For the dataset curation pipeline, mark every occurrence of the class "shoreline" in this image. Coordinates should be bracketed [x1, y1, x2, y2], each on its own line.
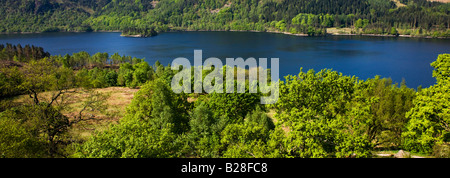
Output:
[0, 29, 447, 39]
[173, 29, 449, 39]
[330, 33, 448, 39]
[120, 34, 144, 38]
[179, 29, 310, 36]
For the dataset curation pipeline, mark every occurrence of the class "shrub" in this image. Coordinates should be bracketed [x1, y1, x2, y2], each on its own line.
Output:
[433, 143, 450, 158]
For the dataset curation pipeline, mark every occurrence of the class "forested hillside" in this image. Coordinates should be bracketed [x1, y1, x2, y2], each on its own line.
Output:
[0, 0, 449, 37]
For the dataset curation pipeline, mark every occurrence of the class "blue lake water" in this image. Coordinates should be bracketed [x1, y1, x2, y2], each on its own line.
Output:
[0, 31, 449, 88]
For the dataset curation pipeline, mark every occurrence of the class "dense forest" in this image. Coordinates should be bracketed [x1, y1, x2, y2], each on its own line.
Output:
[0, 0, 449, 37]
[0, 44, 449, 158]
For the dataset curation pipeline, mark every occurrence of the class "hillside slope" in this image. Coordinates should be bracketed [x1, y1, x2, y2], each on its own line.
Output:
[0, 0, 448, 37]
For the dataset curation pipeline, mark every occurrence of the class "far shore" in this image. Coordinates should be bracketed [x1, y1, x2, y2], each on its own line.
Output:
[0, 28, 447, 39]
[171, 28, 449, 39]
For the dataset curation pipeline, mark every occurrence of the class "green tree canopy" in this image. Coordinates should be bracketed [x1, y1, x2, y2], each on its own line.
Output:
[274, 68, 372, 158]
[76, 78, 188, 157]
[403, 54, 450, 154]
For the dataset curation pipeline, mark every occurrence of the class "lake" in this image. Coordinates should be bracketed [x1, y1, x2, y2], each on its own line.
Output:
[0, 31, 449, 88]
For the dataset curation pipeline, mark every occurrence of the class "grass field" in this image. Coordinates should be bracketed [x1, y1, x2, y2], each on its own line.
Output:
[326, 27, 353, 35]
[12, 87, 139, 140]
[67, 87, 139, 140]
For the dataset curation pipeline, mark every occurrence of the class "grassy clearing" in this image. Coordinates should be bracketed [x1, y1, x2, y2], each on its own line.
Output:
[67, 87, 138, 140]
[12, 87, 139, 140]
[326, 27, 354, 35]
[391, 0, 407, 8]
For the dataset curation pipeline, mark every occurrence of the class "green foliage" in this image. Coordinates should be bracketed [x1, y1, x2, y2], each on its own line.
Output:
[75, 112, 180, 158]
[76, 78, 189, 157]
[355, 18, 369, 29]
[0, 43, 50, 62]
[0, 103, 69, 157]
[291, 13, 335, 34]
[390, 27, 399, 36]
[1, 44, 448, 158]
[74, 62, 423, 158]
[182, 102, 224, 158]
[403, 54, 450, 154]
[0, 116, 46, 158]
[189, 102, 222, 137]
[275, 20, 287, 31]
[433, 143, 450, 158]
[276, 68, 355, 115]
[0, 0, 448, 37]
[17, 58, 78, 104]
[116, 61, 155, 88]
[274, 68, 373, 157]
[220, 122, 272, 158]
[220, 105, 277, 158]
[431, 54, 450, 83]
[206, 91, 261, 123]
[122, 27, 158, 37]
[351, 77, 415, 148]
[246, 105, 275, 131]
[0, 68, 109, 158]
[0, 65, 24, 98]
[0, 45, 158, 157]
